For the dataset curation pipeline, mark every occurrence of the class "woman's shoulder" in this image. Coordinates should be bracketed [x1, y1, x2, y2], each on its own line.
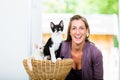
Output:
[85, 42, 102, 56]
[61, 41, 70, 46]
[86, 42, 99, 50]
[86, 42, 103, 66]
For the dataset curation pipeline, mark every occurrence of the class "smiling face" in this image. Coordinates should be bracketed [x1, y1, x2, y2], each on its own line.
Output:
[70, 19, 88, 45]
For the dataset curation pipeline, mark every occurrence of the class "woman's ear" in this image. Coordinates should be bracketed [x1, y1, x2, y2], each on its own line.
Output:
[86, 29, 89, 37]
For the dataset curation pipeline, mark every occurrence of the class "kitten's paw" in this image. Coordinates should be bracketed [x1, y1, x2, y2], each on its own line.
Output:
[51, 59, 57, 63]
[44, 56, 48, 60]
[57, 58, 62, 60]
[44, 56, 51, 60]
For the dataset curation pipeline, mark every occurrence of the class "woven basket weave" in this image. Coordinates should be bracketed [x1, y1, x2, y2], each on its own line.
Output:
[23, 58, 73, 80]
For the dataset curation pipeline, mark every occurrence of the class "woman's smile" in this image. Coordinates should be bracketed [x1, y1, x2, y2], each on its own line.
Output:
[70, 19, 88, 44]
[74, 35, 82, 40]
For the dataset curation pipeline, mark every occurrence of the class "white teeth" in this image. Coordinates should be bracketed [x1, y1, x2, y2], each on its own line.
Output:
[75, 36, 81, 39]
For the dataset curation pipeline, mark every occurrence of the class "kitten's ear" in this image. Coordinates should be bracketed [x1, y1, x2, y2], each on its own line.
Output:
[59, 20, 64, 27]
[50, 22, 55, 28]
[50, 22, 54, 29]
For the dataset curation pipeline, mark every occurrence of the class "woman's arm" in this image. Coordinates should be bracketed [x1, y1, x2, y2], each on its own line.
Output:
[92, 47, 103, 80]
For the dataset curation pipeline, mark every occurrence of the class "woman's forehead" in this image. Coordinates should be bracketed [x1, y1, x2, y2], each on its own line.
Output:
[71, 20, 85, 26]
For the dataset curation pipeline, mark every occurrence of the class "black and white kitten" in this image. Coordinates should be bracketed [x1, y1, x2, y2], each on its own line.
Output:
[43, 20, 64, 63]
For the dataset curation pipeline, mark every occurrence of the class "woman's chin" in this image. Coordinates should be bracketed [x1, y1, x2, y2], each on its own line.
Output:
[74, 40, 82, 44]
[74, 39, 85, 44]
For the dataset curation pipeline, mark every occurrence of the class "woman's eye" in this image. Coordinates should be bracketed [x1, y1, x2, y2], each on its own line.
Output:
[79, 27, 85, 30]
[71, 27, 76, 30]
[72, 28, 76, 30]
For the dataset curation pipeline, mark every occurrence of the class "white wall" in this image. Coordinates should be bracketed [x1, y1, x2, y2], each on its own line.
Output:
[0, 0, 42, 80]
[31, 0, 43, 54]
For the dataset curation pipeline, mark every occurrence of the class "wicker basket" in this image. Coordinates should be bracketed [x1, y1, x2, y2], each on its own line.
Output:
[23, 58, 73, 80]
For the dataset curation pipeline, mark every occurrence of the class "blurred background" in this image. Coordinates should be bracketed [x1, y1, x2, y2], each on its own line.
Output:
[0, 0, 119, 80]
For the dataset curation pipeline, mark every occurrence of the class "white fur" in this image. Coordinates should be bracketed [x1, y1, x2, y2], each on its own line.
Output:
[52, 31, 62, 50]
[50, 31, 63, 63]
[26, 45, 44, 71]
[31, 46, 44, 60]
[49, 47, 57, 63]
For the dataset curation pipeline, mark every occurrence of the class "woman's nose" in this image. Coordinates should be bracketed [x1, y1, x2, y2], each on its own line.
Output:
[76, 29, 80, 34]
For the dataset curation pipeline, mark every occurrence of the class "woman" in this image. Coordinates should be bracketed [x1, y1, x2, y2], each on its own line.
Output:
[60, 15, 103, 80]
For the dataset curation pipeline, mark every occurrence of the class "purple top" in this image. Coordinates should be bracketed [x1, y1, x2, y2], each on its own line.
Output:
[60, 41, 103, 80]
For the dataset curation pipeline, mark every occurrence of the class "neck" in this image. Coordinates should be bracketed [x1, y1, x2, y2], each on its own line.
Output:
[71, 41, 85, 52]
